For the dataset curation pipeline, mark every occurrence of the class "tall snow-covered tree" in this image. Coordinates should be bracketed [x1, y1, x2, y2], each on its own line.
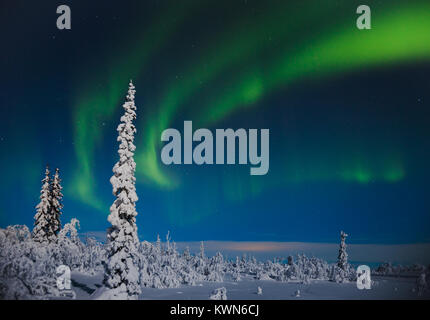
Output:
[50, 168, 63, 236]
[33, 166, 54, 243]
[165, 230, 171, 253]
[103, 80, 141, 299]
[199, 241, 205, 259]
[337, 231, 348, 270]
[155, 234, 161, 252]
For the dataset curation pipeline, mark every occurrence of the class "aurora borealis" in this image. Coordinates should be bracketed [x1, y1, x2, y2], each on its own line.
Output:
[0, 0, 429, 244]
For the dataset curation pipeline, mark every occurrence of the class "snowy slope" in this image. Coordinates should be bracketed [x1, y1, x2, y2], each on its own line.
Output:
[70, 272, 429, 300]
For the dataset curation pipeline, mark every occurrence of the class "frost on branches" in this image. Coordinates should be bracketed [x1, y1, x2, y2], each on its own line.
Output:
[210, 287, 227, 300]
[0, 221, 104, 299]
[330, 230, 355, 283]
[50, 168, 63, 237]
[337, 231, 348, 270]
[102, 80, 141, 300]
[33, 166, 55, 243]
[32, 166, 64, 244]
[3, 226, 426, 300]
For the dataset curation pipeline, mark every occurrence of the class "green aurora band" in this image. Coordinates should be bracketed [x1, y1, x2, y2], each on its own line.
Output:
[71, 1, 430, 210]
[70, 1, 202, 209]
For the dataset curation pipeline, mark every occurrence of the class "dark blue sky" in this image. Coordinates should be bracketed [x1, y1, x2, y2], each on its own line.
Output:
[0, 0, 429, 244]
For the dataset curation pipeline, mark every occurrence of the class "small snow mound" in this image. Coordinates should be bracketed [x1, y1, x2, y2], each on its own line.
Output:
[416, 272, 427, 296]
[210, 287, 227, 300]
[256, 272, 272, 281]
[92, 285, 138, 300]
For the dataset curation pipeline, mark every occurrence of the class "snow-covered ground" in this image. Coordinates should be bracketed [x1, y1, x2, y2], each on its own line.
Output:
[70, 272, 430, 300]
[2, 225, 429, 300]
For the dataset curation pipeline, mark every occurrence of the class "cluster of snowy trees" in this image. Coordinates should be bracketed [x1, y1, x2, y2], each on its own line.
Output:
[0, 224, 359, 299]
[0, 222, 104, 299]
[32, 167, 63, 244]
[373, 262, 427, 277]
[0, 81, 359, 300]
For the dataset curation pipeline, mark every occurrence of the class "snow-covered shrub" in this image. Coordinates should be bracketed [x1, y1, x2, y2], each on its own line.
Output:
[373, 262, 393, 275]
[138, 237, 203, 289]
[0, 226, 60, 299]
[263, 254, 331, 282]
[210, 287, 227, 300]
[256, 270, 273, 281]
[373, 262, 427, 278]
[205, 252, 225, 282]
[230, 269, 242, 281]
[329, 264, 355, 283]
[257, 286, 263, 295]
[56, 219, 86, 271]
[416, 273, 427, 296]
[82, 237, 105, 275]
[0, 219, 107, 299]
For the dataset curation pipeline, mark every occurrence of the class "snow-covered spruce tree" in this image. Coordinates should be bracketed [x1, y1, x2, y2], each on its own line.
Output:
[206, 252, 224, 282]
[102, 80, 141, 299]
[165, 230, 171, 253]
[155, 234, 161, 252]
[330, 231, 353, 283]
[183, 246, 191, 262]
[337, 231, 348, 270]
[33, 166, 55, 243]
[50, 168, 63, 236]
[230, 256, 242, 281]
[199, 241, 205, 259]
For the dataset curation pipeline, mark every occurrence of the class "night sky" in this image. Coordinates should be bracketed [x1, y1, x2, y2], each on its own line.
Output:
[1, 0, 429, 245]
